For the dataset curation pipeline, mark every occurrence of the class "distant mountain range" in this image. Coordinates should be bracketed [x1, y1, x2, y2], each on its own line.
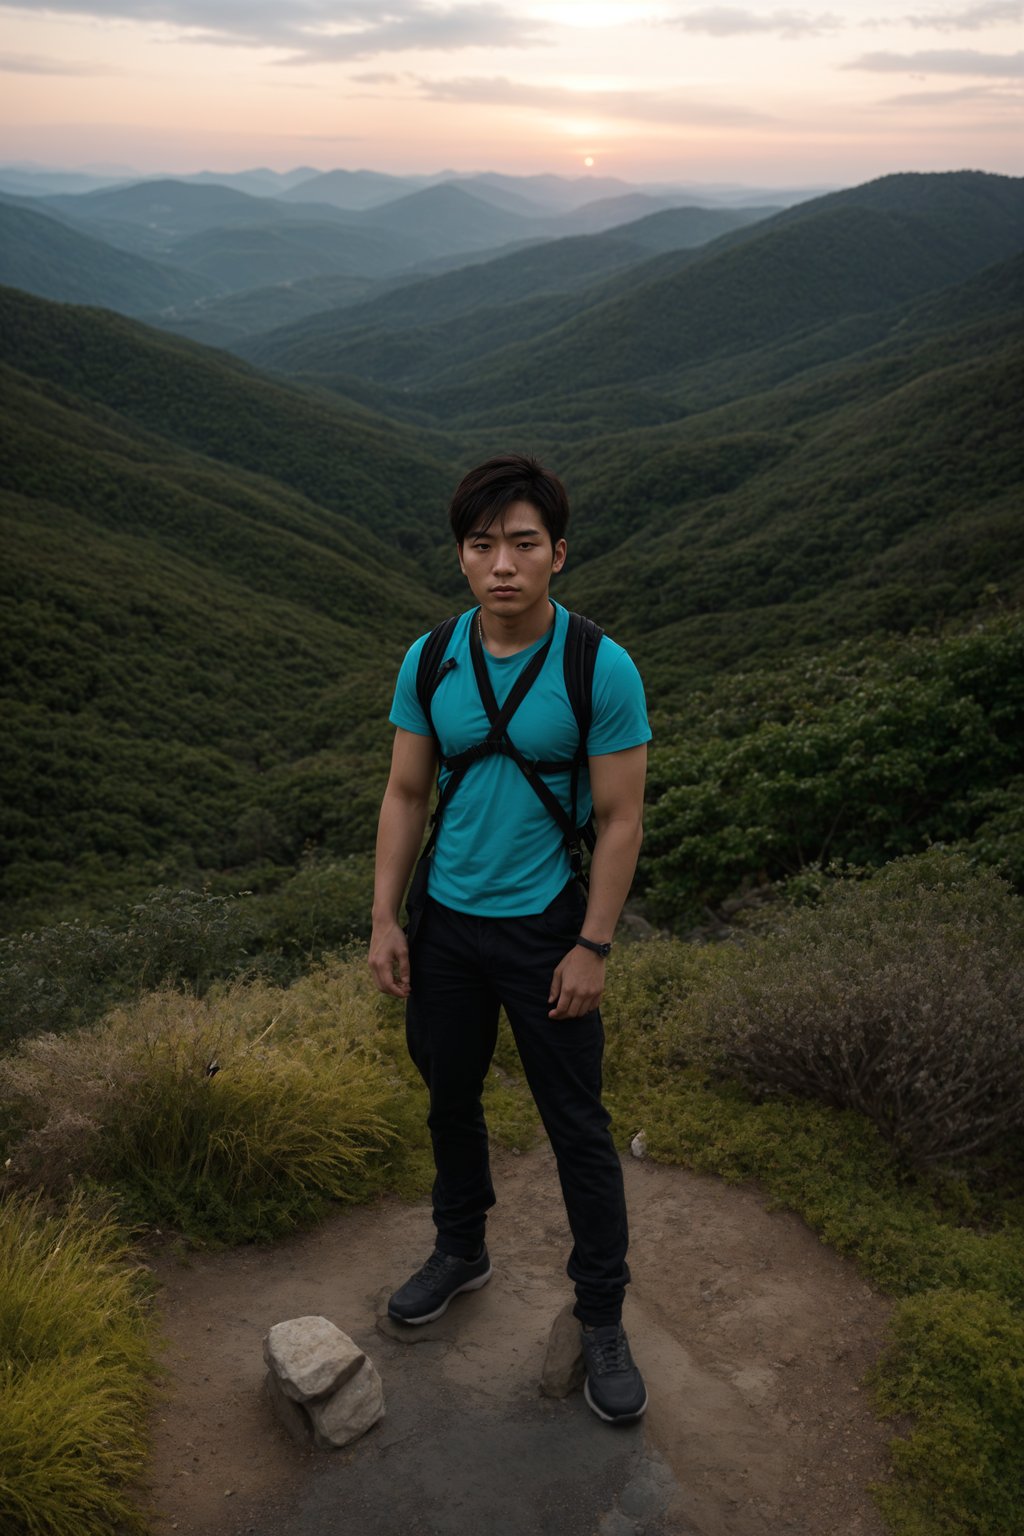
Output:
[238, 172, 1024, 423]
[0, 169, 780, 340]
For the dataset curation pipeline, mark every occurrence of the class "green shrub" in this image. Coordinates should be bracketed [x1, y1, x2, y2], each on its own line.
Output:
[640, 614, 1024, 925]
[245, 853, 375, 977]
[0, 886, 251, 1049]
[871, 1289, 1024, 1536]
[698, 851, 1024, 1164]
[0, 1194, 154, 1535]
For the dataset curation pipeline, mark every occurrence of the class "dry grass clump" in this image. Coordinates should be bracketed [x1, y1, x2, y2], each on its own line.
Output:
[0, 968, 400, 1241]
[0, 1194, 154, 1535]
[699, 851, 1024, 1166]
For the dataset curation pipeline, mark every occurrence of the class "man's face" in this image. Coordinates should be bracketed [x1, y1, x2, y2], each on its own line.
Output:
[458, 500, 567, 621]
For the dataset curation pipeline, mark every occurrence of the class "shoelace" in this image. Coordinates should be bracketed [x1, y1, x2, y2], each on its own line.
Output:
[585, 1326, 629, 1375]
[414, 1250, 454, 1285]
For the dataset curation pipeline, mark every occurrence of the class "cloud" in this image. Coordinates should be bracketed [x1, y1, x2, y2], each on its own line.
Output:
[879, 81, 1023, 102]
[666, 6, 844, 37]
[280, 6, 546, 63]
[902, 1, 1023, 28]
[414, 73, 777, 122]
[0, 52, 112, 74]
[845, 47, 1024, 73]
[0, 1, 548, 60]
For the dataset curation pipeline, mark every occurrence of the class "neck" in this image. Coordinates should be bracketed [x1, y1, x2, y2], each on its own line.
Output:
[479, 597, 555, 657]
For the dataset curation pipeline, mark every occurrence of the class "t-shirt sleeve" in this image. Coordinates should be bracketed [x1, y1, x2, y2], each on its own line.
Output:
[587, 643, 652, 756]
[388, 634, 432, 736]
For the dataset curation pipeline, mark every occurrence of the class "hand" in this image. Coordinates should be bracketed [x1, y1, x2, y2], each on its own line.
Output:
[548, 944, 605, 1019]
[368, 920, 411, 998]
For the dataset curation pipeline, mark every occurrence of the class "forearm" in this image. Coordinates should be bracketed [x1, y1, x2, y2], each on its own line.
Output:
[582, 814, 643, 941]
[548, 815, 642, 1020]
[372, 789, 430, 924]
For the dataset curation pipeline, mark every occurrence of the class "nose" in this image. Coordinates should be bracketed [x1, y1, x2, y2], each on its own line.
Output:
[492, 541, 516, 575]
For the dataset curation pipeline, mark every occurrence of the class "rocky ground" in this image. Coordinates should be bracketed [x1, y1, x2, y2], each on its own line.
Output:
[144, 1144, 894, 1536]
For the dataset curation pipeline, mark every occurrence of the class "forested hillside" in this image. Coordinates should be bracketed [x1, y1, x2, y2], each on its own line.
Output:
[0, 200, 218, 314]
[244, 172, 1023, 422]
[0, 287, 459, 917]
[2, 170, 1022, 931]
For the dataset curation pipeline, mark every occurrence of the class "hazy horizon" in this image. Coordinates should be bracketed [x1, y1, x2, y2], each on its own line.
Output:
[2, 0, 1020, 185]
[0, 156, 846, 193]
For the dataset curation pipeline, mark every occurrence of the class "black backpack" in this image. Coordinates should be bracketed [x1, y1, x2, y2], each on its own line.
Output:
[413, 607, 603, 889]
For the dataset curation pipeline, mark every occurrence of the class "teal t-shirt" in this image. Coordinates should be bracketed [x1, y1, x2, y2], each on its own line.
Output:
[389, 601, 651, 916]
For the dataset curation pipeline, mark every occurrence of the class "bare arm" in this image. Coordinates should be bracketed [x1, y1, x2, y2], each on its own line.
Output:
[368, 727, 437, 998]
[548, 743, 647, 1020]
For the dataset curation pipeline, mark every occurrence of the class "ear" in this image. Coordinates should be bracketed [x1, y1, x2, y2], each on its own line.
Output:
[552, 537, 567, 574]
[457, 540, 466, 576]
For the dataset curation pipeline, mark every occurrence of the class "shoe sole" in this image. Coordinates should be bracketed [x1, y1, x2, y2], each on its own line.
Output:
[387, 1263, 493, 1326]
[584, 1376, 649, 1424]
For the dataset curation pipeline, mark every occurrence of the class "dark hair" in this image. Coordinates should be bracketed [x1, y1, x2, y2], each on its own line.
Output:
[448, 454, 570, 548]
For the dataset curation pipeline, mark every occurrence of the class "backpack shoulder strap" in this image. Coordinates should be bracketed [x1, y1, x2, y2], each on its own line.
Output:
[563, 612, 604, 863]
[415, 614, 460, 745]
[563, 612, 603, 751]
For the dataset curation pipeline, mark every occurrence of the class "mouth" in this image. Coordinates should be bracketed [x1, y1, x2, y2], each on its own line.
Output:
[490, 587, 519, 596]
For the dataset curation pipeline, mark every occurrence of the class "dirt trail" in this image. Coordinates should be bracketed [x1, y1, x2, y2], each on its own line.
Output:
[145, 1145, 893, 1536]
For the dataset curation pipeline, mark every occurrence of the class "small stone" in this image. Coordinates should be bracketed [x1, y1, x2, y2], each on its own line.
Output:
[307, 1357, 385, 1450]
[539, 1303, 585, 1398]
[263, 1317, 365, 1404]
[630, 1130, 648, 1159]
[264, 1370, 314, 1447]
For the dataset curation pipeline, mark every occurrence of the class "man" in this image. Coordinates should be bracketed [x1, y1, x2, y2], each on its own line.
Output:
[368, 453, 650, 1423]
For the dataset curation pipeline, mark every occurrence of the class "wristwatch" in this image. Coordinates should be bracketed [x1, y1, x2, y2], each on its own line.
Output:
[575, 935, 612, 958]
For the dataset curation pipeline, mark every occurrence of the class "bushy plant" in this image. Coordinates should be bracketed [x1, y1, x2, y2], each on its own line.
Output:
[245, 853, 375, 977]
[0, 1194, 154, 1535]
[640, 614, 1024, 925]
[0, 978, 397, 1241]
[697, 850, 1024, 1165]
[0, 886, 251, 1049]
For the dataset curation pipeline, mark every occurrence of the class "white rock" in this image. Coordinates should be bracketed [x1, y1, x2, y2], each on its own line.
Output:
[307, 1357, 385, 1450]
[263, 1316, 365, 1404]
[630, 1130, 648, 1159]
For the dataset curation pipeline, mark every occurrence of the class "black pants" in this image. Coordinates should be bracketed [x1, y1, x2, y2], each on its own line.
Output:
[405, 879, 630, 1327]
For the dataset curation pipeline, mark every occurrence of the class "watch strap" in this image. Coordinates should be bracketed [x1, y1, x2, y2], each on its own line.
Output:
[575, 935, 612, 958]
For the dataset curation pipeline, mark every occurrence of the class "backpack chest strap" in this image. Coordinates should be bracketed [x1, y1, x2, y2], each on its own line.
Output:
[417, 608, 598, 882]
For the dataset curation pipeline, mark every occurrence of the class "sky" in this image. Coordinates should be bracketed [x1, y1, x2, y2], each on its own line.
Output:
[0, 0, 1021, 186]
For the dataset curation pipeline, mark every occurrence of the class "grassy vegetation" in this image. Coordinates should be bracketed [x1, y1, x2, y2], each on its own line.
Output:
[2, 851, 1021, 1534]
[0, 953, 541, 1242]
[0, 1195, 155, 1536]
[2, 972, 393, 1243]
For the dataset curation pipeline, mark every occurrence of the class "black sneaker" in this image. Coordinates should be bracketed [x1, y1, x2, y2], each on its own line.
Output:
[581, 1323, 648, 1423]
[387, 1246, 492, 1325]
